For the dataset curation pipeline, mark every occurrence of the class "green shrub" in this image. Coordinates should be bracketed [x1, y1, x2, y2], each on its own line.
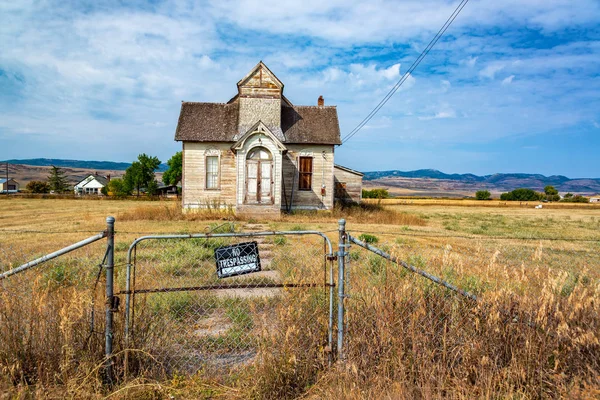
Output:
[358, 233, 379, 244]
[362, 188, 390, 199]
[475, 190, 491, 200]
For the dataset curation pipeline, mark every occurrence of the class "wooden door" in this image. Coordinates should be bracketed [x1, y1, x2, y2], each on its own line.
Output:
[259, 161, 272, 204]
[245, 160, 273, 204]
[246, 160, 258, 203]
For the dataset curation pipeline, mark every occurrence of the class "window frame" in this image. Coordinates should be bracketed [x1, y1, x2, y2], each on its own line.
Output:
[298, 156, 313, 191]
[205, 154, 221, 190]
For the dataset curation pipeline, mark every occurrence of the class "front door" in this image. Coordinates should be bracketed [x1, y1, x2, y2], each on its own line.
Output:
[245, 147, 273, 204]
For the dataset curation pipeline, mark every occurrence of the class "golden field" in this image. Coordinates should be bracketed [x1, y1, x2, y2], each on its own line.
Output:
[1, 197, 599, 399]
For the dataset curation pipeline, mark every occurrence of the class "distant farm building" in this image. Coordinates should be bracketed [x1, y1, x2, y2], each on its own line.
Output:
[174, 61, 359, 215]
[334, 165, 364, 204]
[590, 196, 600, 203]
[74, 174, 109, 195]
[0, 178, 19, 193]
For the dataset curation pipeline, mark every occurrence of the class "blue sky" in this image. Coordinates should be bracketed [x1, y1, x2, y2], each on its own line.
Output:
[1, 0, 599, 178]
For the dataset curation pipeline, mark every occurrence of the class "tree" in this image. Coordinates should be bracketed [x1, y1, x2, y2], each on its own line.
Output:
[107, 178, 130, 197]
[544, 185, 560, 202]
[26, 180, 50, 193]
[146, 180, 159, 196]
[162, 151, 182, 186]
[500, 188, 541, 201]
[475, 190, 491, 200]
[123, 154, 161, 196]
[47, 166, 69, 193]
[362, 189, 390, 199]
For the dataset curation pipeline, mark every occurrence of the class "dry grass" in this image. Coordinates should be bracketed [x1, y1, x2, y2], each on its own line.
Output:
[370, 197, 600, 209]
[1, 198, 599, 398]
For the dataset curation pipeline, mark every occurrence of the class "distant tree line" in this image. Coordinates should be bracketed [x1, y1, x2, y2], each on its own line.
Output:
[25, 152, 183, 197]
[496, 186, 589, 203]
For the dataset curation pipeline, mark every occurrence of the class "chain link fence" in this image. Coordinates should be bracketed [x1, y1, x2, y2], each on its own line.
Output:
[116, 224, 336, 377]
[339, 227, 600, 395]
[0, 231, 108, 386]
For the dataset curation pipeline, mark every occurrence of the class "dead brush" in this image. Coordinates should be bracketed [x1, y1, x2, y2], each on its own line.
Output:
[283, 202, 426, 226]
[118, 203, 238, 222]
[325, 248, 600, 399]
[0, 269, 106, 395]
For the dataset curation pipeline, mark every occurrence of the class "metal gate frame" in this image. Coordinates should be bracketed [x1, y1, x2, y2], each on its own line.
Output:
[119, 229, 340, 370]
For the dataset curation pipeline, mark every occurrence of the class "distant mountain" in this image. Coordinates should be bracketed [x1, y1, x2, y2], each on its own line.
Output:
[2, 158, 168, 172]
[363, 169, 600, 194]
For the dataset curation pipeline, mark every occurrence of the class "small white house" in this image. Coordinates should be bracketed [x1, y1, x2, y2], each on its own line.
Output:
[0, 178, 19, 193]
[590, 196, 600, 203]
[74, 174, 109, 195]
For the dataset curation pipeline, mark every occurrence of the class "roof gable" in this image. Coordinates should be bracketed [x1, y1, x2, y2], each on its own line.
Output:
[232, 121, 286, 152]
[237, 61, 283, 99]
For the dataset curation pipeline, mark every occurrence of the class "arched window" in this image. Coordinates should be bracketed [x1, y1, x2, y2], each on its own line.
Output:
[247, 147, 272, 160]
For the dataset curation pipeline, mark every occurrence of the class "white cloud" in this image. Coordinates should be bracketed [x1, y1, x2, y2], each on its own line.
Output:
[479, 63, 505, 79]
[0, 0, 599, 177]
[418, 108, 457, 121]
[502, 75, 515, 85]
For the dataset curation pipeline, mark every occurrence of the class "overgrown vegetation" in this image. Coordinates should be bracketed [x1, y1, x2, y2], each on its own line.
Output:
[361, 188, 390, 199]
[1, 198, 599, 398]
[475, 189, 491, 200]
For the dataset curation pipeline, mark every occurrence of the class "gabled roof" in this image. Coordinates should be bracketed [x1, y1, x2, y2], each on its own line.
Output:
[232, 121, 287, 152]
[174, 102, 239, 142]
[76, 174, 109, 187]
[175, 102, 341, 145]
[237, 61, 284, 91]
[174, 61, 341, 145]
[0, 178, 18, 184]
[281, 105, 341, 145]
[334, 164, 364, 176]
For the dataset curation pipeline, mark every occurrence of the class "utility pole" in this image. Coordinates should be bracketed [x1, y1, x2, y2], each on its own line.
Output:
[5, 162, 8, 196]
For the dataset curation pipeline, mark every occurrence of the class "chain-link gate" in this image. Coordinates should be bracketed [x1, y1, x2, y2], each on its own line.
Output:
[117, 228, 337, 376]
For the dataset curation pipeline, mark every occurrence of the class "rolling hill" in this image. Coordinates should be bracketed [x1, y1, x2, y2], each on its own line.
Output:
[363, 169, 600, 195]
[2, 158, 168, 172]
[3, 159, 599, 195]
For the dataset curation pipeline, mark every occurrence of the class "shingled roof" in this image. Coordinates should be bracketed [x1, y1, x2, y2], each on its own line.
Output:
[174, 102, 240, 142]
[174, 101, 341, 145]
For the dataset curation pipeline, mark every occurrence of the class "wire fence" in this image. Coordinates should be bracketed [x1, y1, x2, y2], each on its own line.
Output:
[1, 220, 598, 394]
[0, 234, 108, 386]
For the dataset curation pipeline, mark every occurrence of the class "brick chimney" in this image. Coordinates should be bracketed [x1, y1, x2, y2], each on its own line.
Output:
[318, 95, 324, 107]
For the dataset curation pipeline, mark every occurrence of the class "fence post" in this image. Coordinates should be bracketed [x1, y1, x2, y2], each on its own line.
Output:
[337, 218, 346, 361]
[105, 216, 115, 383]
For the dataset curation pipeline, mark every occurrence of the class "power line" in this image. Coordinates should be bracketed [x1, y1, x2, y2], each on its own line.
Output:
[341, 0, 470, 144]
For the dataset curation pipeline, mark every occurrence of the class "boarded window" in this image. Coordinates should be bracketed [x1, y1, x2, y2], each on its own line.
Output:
[7, 185, 16, 191]
[206, 156, 219, 189]
[299, 156, 313, 190]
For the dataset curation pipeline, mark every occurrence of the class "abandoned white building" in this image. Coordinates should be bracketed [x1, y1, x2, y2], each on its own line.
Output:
[175, 61, 362, 215]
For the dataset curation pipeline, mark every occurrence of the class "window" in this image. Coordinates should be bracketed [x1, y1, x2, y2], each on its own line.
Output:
[206, 156, 219, 189]
[298, 156, 313, 190]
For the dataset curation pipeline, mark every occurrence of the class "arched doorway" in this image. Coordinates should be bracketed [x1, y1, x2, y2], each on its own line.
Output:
[245, 147, 273, 204]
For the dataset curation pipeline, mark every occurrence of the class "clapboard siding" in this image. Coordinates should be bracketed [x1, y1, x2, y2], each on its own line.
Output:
[334, 166, 363, 203]
[281, 145, 335, 210]
[182, 142, 237, 208]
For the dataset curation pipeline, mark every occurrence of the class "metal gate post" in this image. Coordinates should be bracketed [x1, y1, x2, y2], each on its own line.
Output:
[337, 219, 346, 360]
[105, 216, 115, 383]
